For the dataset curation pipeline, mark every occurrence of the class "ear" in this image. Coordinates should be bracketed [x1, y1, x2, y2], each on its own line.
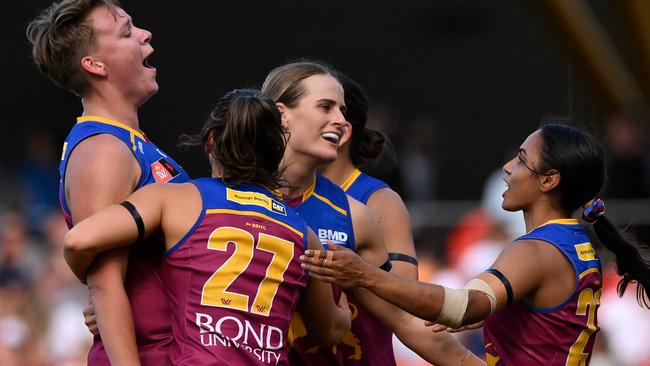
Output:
[539, 171, 561, 193]
[276, 102, 290, 130]
[81, 56, 107, 77]
[339, 122, 353, 147]
[204, 131, 215, 155]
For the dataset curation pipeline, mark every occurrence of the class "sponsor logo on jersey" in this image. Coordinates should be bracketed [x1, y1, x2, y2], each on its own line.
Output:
[138, 141, 144, 154]
[575, 242, 597, 261]
[318, 228, 348, 247]
[227, 188, 287, 216]
[196, 312, 283, 364]
[151, 158, 180, 183]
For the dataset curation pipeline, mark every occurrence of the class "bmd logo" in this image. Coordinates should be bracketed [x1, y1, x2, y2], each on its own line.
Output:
[318, 228, 348, 243]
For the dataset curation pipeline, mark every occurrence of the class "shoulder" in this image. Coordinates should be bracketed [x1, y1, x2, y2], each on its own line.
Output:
[495, 238, 569, 273]
[366, 187, 408, 213]
[71, 133, 133, 158]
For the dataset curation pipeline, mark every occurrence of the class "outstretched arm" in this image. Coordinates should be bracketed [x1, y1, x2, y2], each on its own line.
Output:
[302, 239, 549, 328]
[297, 230, 352, 346]
[351, 285, 485, 365]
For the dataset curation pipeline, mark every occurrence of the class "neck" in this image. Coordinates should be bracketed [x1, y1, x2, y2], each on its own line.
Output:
[318, 152, 355, 186]
[280, 154, 318, 198]
[81, 88, 142, 129]
[522, 198, 567, 232]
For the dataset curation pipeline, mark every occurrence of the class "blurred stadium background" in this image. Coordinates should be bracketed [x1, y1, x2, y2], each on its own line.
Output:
[2, 0, 649, 365]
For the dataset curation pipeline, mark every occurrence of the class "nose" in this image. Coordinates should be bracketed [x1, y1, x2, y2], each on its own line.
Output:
[139, 27, 152, 44]
[332, 109, 346, 126]
[503, 157, 514, 175]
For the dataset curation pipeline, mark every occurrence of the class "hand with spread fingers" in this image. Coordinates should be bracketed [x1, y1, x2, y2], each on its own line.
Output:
[300, 242, 375, 289]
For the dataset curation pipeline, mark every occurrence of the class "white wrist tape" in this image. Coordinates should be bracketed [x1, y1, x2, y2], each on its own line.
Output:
[464, 278, 497, 315]
[435, 287, 468, 329]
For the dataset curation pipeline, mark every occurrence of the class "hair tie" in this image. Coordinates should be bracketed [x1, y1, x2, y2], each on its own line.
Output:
[582, 198, 605, 223]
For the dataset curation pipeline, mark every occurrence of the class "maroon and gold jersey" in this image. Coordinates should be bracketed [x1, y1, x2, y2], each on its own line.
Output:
[162, 178, 308, 365]
[59, 117, 191, 365]
[483, 219, 602, 365]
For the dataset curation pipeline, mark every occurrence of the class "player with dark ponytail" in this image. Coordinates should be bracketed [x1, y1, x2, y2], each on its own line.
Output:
[304, 121, 650, 366]
[63, 88, 351, 366]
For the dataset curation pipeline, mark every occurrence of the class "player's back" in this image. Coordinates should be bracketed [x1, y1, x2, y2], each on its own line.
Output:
[163, 177, 308, 366]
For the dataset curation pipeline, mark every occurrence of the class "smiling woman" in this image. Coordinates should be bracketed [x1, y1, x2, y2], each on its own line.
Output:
[302, 121, 650, 366]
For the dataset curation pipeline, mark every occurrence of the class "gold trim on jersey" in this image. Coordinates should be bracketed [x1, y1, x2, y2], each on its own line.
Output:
[530, 218, 579, 233]
[301, 175, 317, 202]
[297, 175, 348, 216]
[60, 142, 68, 161]
[578, 267, 600, 279]
[205, 209, 303, 237]
[312, 192, 348, 216]
[340, 168, 362, 191]
[77, 116, 145, 152]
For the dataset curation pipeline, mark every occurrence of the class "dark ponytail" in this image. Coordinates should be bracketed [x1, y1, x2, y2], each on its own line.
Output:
[593, 216, 650, 307]
[180, 88, 286, 189]
[336, 72, 388, 166]
[538, 121, 650, 307]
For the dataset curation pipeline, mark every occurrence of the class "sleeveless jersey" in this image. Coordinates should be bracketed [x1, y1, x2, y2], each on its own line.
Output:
[287, 173, 357, 365]
[162, 178, 309, 366]
[340, 168, 388, 205]
[59, 116, 191, 366]
[336, 168, 395, 365]
[483, 219, 602, 366]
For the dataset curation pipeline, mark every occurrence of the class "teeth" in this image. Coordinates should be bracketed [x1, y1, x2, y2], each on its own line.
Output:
[322, 132, 340, 143]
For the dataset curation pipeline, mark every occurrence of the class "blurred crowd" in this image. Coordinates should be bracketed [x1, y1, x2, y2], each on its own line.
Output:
[1, 110, 649, 365]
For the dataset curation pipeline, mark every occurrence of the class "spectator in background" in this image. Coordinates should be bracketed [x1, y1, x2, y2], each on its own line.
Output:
[0, 212, 44, 287]
[36, 211, 90, 365]
[602, 112, 650, 199]
[398, 117, 443, 201]
[15, 129, 60, 234]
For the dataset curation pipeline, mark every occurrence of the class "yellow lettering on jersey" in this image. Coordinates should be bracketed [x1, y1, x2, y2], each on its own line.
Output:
[574, 242, 596, 261]
[486, 353, 501, 366]
[226, 188, 286, 215]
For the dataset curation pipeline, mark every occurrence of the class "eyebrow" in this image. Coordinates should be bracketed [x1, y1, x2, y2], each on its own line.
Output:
[316, 98, 347, 113]
[118, 16, 133, 32]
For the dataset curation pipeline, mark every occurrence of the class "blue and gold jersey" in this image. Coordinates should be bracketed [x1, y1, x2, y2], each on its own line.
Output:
[289, 173, 355, 251]
[57, 116, 191, 366]
[340, 168, 388, 205]
[287, 173, 356, 366]
[59, 116, 190, 227]
[484, 219, 602, 366]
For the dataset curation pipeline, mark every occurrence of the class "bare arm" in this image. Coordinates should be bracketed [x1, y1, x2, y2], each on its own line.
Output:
[350, 286, 484, 365]
[301, 239, 552, 327]
[63, 184, 171, 280]
[65, 134, 142, 366]
[366, 188, 418, 279]
[348, 196, 389, 267]
[297, 230, 352, 346]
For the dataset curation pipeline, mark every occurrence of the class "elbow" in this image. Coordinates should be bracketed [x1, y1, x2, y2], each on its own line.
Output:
[63, 229, 90, 255]
[324, 310, 352, 346]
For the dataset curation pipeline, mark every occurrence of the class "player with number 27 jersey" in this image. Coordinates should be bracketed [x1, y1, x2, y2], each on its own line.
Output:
[162, 177, 309, 366]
